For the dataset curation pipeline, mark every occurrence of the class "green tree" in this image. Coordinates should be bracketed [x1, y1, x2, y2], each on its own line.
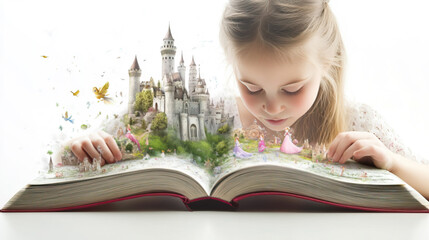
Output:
[125, 143, 133, 152]
[141, 119, 147, 131]
[135, 90, 153, 113]
[151, 112, 167, 131]
[215, 140, 229, 157]
[217, 123, 230, 134]
[157, 80, 161, 88]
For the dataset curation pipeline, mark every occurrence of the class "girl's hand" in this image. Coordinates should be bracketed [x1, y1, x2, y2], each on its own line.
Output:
[70, 130, 122, 166]
[327, 131, 396, 171]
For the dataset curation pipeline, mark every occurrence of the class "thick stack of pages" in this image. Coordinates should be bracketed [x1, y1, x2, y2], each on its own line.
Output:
[3, 153, 429, 212]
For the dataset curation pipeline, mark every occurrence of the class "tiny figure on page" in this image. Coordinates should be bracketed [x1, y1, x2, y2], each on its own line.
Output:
[233, 137, 253, 158]
[161, 150, 165, 158]
[258, 133, 266, 152]
[280, 127, 303, 154]
[125, 124, 141, 151]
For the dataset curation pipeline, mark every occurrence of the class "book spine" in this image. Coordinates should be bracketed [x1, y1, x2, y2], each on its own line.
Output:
[186, 196, 239, 211]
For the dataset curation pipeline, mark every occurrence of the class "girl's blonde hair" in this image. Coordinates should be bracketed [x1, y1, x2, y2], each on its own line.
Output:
[219, 0, 347, 145]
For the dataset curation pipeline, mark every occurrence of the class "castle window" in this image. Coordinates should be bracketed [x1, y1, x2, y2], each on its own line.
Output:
[190, 124, 197, 140]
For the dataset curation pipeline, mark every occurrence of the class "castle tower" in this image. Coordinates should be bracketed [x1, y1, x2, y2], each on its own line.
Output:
[163, 76, 175, 126]
[180, 113, 189, 141]
[161, 23, 177, 76]
[198, 113, 206, 140]
[177, 51, 186, 89]
[188, 56, 197, 94]
[128, 55, 142, 114]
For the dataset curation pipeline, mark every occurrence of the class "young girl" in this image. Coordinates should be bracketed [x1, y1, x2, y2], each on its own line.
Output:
[69, 0, 429, 198]
[217, 0, 429, 198]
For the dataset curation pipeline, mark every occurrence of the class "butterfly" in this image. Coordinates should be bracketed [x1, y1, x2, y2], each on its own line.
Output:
[71, 90, 79, 96]
[62, 111, 74, 124]
[93, 82, 113, 104]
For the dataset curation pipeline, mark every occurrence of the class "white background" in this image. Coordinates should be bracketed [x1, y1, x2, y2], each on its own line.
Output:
[1, 0, 429, 238]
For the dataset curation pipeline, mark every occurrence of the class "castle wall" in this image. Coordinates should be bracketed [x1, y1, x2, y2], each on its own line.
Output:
[174, 99, 183, 113]
[172, 114, 181, 139]
[187, 116, 200, 141]
[189, 102, 199, 115]
[153, 96, 165, 112]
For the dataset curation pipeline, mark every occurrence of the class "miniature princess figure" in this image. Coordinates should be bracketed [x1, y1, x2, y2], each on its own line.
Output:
[125, 124, 141, 151]
[233, 137, 253, 158]
[161, 150, 165, 158]
[258, 133, 266, 152]
[280, 127, 303, 154]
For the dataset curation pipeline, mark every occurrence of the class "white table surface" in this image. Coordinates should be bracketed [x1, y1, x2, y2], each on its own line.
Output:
[1, 194, 429, 240]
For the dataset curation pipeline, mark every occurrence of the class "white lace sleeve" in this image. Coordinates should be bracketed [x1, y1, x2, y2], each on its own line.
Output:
[345, 99, 428, 165]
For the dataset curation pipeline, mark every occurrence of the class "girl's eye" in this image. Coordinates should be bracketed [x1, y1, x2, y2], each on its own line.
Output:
[247, 88, 263, 95]
[282, 87, 302, 95]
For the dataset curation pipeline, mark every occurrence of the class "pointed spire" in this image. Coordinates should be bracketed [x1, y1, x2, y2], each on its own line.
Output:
[164, 22, 174, 40]
[190, 55, 196, 66]
[180, 51, 184, 65]
[130, 55, 140, 70]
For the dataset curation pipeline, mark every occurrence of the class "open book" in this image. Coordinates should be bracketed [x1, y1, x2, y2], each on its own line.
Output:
[3, 147, 429, 212]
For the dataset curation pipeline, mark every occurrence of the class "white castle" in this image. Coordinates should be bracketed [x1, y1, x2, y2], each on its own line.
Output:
[128, 24, 234, 141]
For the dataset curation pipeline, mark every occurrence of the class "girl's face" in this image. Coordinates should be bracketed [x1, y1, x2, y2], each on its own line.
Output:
[234, 52, 322, 132]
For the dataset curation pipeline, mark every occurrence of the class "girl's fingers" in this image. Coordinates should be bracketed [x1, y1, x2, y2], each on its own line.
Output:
[81, 137, 103, 163]
[98, 131, 122, 161]
[70, 141, 91, 162]
[329, 132, 372, 162]
[337, 139, 373, 164]
[89, 133, 115, 164]
[353, 145, 393, 171]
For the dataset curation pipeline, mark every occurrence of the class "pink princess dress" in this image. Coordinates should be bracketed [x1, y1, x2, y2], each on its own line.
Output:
[125, 126, 141, 151]
[258, 135, 266, 152]
[280, 129, 302, 154]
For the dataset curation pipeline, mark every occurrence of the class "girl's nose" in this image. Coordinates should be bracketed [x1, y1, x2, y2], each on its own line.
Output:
[262, 99, 286, 116]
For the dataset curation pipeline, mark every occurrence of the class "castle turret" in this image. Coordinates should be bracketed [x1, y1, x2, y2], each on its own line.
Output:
[177, 51, 186, 89]
[128, 55, 142, 114]
[161, 24, 177, 76]
[163, 75, 175, 126]
[198, 113, 206, 140]
[180, 113, 189, 141]
[188, 56, 197, 94]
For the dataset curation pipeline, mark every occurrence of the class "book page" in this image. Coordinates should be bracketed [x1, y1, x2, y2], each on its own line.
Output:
[34, 155, 213, 196]
[210, 146, 405, 192]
